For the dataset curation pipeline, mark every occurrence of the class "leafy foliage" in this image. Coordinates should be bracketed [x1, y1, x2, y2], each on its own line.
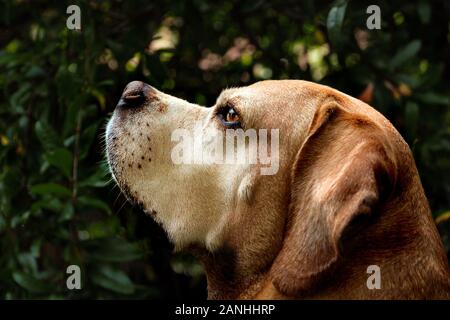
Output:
[0, 0, 449, 299]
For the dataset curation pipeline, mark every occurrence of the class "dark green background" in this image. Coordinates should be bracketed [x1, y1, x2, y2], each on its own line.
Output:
[0, 0, 449, 299]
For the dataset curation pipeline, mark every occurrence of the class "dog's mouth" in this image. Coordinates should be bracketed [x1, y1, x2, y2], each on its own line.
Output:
[105, 113, 155, 211]
[107, 150, 158, 217]
[106, 145, 137, 203]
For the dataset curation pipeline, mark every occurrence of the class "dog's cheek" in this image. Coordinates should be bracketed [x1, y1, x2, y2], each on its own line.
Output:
[238, 172, 255, 204]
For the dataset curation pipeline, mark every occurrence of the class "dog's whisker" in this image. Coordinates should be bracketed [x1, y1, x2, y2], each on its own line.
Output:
[116, 198, 129, 216]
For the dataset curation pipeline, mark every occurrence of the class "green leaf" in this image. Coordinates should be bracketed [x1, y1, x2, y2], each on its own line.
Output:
[45, 148, 73, 178]
[417, 1, 431, 24]
[0, 215, 5, 233]
[30, 198, 64, 213]
[17, 252, 38, 275]
[326, 0, 348, 50]
[79, 170, 110, 188]
[25, 65, 45, 79]
[9, 82, 31, 113]
[98, 79, 114, 87]
[405, 102, 419, 140]
[0, 167, 22, 199]
[91, 265, 135, 294]
[85, 219, 121, 239]
[55, 67, 82, 101]
[80, 121, 101, 160]
[436, 211, 450, 224]
[59, 203, 75, 222]
[416, 92, 450, 106]
[11, 210, 32, 228]
[35, 121, 60, 151]
[389, 40, 421, 70]
[78, 196, 111, 214]
[62, 103, 79, 137]
[85, 237, 143, 262]
[12, 271, 50, 294]
[30, 183, 71, 197]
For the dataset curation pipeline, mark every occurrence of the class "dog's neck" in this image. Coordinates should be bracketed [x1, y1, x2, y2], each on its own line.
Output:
[188, 245, 278, 299]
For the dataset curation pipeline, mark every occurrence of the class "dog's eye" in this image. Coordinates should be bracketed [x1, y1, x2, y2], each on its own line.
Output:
[225, 108, 239, 123]
[217, 105, 241, 128]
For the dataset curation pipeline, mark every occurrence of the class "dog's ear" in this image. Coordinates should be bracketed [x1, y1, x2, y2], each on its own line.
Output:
[272, 101, 396, 296]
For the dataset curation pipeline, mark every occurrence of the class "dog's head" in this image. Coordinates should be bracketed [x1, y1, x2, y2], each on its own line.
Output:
[106, 80, 317, 251]
[106, 80, 405, 296]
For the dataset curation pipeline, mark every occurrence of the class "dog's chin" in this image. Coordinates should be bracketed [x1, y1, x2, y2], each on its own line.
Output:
[118, 181, 162, 224]
[107, 143, 226, 252]
[123, 189, 222, 252]
[108, 162, 140, 204]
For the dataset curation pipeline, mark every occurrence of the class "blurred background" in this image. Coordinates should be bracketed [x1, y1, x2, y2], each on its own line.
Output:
[0, 0, 449, 299]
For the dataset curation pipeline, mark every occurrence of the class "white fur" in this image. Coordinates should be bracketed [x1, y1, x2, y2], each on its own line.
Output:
[106, 89, 251, 251]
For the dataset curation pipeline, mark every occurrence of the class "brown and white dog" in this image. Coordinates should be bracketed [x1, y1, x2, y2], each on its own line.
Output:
[105, 80, 450, 299]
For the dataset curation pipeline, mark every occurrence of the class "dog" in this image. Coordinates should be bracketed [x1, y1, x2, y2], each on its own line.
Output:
[105, 80, 450, 299]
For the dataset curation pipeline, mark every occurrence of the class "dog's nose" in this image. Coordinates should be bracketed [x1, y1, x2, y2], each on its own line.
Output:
[117, 81, 153, 109]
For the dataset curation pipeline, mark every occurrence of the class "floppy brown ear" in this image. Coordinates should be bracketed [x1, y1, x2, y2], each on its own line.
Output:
[272, 101, 396, 296]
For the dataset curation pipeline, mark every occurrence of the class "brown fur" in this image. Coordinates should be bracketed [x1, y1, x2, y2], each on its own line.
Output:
[190, 82, 450, 299]
[109, 80, 450, 300]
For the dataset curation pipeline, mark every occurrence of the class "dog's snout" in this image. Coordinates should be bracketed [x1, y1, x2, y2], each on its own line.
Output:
[117, 81, 154, 109]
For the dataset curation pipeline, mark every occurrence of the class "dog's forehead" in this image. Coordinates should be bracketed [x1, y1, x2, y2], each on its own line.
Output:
[216, 87, 247, 105]
[215, 84, 272, 107]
